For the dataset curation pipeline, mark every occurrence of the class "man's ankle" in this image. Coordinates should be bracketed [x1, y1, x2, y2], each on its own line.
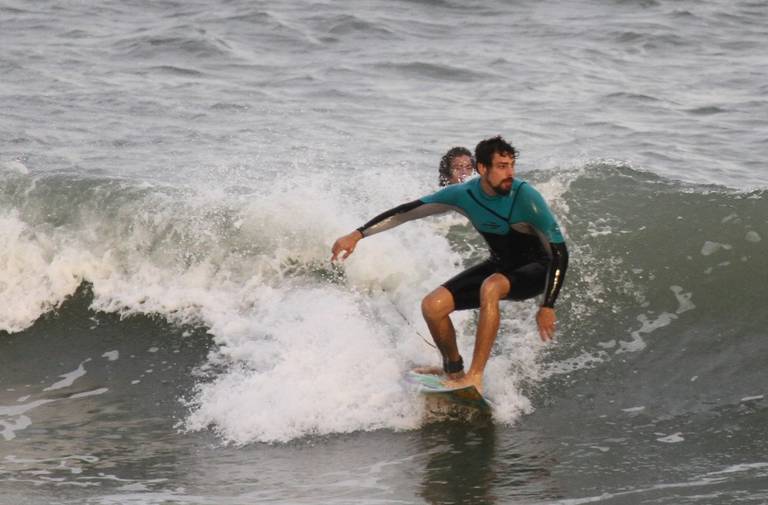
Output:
[442, 355, 464, 374]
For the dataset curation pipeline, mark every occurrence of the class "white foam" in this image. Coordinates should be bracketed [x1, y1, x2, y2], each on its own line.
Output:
[615, 285, 694, 355]
[0, 415, 32, 441]
[657, 432, 685, 443]
[69, 388, 109, 399]
[0, 399, 54, 440]
[184, 286, 425, 443]
[586, 219, 613, 237]
[44, 359, 91, 392]
[553, 475, 730, 505]
[0, 167, 576, 444]
[707, 462, 768, 476]
[617, 311, 677, 354]
[0, 386, 110, 441]
[0, 212, 96, 332]
[670, 285, 696, 314]
[540, 350, 608, 378]
[1, 159, 29, 175]
[700, 241, 732, 256]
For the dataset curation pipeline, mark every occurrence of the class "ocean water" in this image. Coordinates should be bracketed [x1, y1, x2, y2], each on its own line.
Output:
[1, 0, 767, 503]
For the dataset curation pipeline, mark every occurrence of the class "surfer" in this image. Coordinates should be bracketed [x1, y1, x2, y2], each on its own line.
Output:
[438, 146, 475, 186]
[331, 135, 568, 393]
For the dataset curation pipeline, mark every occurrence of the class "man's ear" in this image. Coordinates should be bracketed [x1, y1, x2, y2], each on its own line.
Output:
[476, 162, 487, 176]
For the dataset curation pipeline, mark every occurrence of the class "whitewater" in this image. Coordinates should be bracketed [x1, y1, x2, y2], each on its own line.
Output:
[2, 0, 767, 503]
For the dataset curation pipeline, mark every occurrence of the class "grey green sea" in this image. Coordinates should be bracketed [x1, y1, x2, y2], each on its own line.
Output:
[1, 1, 767, 503]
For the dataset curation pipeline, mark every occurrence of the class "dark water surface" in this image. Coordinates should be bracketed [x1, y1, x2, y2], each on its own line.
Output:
[2, 0, 767, 503]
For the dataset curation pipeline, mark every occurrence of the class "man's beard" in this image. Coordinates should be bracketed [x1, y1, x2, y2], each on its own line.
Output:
[491, 179, 513, 196]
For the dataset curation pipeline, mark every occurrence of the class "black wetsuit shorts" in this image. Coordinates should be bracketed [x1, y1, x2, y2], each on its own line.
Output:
[442, 259, 547, 311]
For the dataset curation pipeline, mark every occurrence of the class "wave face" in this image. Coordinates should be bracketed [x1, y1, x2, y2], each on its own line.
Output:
[543, 163, 768, 410]
[2, 159, 765, 444]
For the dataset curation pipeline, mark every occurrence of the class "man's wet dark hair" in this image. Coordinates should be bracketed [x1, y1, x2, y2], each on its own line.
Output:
[474, 135, 518, 168]
[438, 146, 474, 186]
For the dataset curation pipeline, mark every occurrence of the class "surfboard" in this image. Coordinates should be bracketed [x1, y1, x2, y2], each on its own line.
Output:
[406, 370, 493, 415]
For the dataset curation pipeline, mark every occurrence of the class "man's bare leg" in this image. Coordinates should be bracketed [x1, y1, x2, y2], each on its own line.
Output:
[444, 274, 510, 393]
[420, 286, 464, 379]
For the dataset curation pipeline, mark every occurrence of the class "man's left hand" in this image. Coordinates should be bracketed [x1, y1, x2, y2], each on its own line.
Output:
[536, 307, 557, 342]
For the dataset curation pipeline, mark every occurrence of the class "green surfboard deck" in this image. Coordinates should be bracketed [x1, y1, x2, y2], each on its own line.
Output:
[406, 370, 493, 415]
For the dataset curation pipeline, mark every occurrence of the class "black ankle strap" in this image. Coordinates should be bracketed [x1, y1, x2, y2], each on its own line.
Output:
[443, 355, 464, 374]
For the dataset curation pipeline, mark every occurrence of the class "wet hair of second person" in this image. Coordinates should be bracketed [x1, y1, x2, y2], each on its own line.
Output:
[438, 146, 475, 186]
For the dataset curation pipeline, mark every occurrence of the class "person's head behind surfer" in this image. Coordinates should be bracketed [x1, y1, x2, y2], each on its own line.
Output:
[438, 146, 475, 186]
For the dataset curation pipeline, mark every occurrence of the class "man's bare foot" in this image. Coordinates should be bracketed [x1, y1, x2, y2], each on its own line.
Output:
[442, 373, 483, 394]
[411, 365, 444, 376]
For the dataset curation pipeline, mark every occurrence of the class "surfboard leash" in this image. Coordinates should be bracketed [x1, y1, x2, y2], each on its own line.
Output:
[389, 299, 437, 349]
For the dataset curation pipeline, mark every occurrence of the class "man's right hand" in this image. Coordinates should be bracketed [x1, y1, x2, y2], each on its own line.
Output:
[331, 230, 363, 262]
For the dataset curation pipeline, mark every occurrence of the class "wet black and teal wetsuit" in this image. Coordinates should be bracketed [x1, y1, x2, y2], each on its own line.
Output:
[357, 177, 569, 310]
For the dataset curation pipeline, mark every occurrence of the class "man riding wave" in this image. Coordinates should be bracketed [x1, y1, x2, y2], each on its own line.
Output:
[331, 135, 569, 393]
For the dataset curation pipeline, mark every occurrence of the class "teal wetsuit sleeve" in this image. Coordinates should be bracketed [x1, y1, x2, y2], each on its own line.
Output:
[516, 184, 565, 243]
[516, 184, 568, 307]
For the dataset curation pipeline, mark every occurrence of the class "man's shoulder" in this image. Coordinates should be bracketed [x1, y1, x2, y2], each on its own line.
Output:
[513, 177, 532, 190]
[421, 178, 475, 204]
[452, 177, 479, 192]
[514, 178, 545, 200]
[513, 178, 565, 241]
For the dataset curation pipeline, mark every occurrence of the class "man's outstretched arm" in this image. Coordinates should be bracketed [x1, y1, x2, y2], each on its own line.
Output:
[331, 199, 454, 261]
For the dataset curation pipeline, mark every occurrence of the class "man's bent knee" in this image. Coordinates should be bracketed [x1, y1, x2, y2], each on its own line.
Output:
[421, 287, 455, 320]
[480, 274, 511, 306]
